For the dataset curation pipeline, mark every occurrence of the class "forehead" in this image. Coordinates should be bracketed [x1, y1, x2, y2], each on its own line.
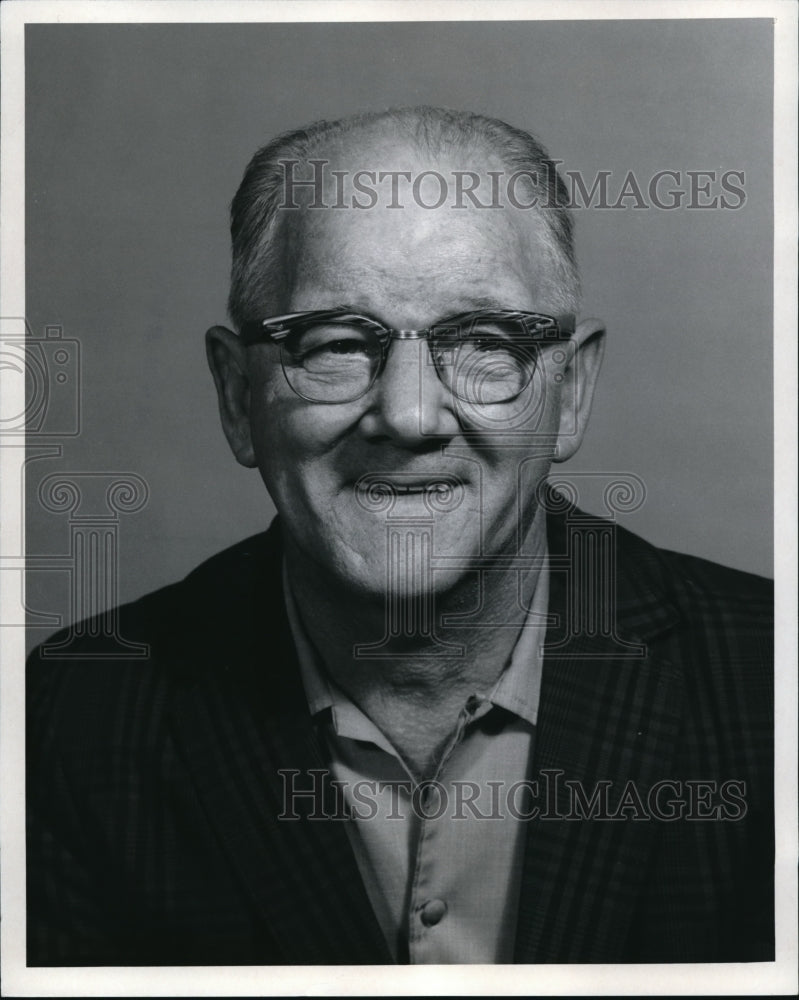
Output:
[275, 135, 563, 320]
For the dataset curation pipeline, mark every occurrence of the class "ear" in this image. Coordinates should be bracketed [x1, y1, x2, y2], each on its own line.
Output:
[205, 325, 257, 468]
[553, 317, 605, 463]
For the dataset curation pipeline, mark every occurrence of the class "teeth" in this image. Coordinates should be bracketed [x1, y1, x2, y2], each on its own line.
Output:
[371, 482, 448, 495]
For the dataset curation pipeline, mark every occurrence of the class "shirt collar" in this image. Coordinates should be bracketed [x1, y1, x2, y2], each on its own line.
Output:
[283, 561, 335, 717]
[283, 566, 398, 752]
[485, 560, 549, 726]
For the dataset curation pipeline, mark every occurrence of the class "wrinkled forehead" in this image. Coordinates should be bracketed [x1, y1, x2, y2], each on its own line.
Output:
[272, 135, 564, 314]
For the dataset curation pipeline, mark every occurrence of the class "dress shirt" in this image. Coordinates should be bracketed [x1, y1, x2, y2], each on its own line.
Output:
[284, 555, 549, 964]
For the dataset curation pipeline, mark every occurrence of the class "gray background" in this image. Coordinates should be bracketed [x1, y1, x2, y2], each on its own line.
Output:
[25, 19, 773, 644]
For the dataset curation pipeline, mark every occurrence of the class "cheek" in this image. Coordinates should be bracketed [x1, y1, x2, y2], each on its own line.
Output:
[454, 357, 565, 441]
[245, 372, 303, 488]
[251, 410, 314, 496]
[248, 361, 307, 450]
[247, 388, 356, 500]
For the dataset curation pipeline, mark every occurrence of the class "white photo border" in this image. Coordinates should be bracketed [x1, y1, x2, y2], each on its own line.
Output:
[1, 1, 796, 996]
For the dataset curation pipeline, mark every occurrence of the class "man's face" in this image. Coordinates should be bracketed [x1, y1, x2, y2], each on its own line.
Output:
[212, 142, 601, 598]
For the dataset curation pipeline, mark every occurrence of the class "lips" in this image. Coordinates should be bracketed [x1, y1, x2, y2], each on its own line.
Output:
[370, 480, 452, 495]
[352, 472, 467, 506]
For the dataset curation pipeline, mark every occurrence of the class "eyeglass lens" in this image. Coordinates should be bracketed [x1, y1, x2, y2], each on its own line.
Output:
[280, 319, 540, 404]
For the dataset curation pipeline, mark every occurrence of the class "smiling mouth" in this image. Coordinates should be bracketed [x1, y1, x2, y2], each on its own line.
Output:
[353, 473, 466, 499]
[353, 473, 467, 510]
[371, 482, 451, 495]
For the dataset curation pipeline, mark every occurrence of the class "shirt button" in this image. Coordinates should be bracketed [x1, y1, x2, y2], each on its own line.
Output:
[465, 695, 481, 714]
[420, 899, 448, 927]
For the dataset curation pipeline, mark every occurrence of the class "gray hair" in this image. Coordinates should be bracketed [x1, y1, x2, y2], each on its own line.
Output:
[227, 106, 579, 329]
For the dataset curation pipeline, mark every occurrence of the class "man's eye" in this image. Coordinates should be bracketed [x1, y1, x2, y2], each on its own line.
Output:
[311, 339, 370, 356]
[288, 325, 375, 358]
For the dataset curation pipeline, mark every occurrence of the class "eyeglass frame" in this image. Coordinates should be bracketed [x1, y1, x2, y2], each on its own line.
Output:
[239, 307, 576, 404]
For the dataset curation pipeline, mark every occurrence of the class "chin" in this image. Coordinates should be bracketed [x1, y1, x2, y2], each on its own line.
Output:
[336, 531, 481, 604]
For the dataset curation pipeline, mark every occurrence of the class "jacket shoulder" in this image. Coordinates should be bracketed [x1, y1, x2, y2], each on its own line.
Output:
[609, 522, 773, 723]
[648, 544, 773, 662]
[655, 545, 772, 609]
[26, 526, 283, 745]
[611, 520, 773, 627]
[29, 527, 281, 659]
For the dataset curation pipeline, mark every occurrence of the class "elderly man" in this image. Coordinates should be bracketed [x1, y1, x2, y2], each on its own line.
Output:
[27, 107, 773, 966]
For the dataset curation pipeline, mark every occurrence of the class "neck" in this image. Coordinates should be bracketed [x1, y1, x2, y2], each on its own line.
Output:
[284, 509, 547, 776]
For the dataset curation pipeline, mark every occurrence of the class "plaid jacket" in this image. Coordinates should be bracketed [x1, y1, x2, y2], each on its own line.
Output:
[27, 503, 774, 965]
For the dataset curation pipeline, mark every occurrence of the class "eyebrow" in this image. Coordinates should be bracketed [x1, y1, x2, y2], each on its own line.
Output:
[456, 295, 508, 311]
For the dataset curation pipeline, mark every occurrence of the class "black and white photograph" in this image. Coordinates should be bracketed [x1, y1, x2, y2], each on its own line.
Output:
[1, 1, 796, 995]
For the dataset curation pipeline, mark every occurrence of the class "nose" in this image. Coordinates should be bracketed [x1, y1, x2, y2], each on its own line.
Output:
[361, 339, 459, 444]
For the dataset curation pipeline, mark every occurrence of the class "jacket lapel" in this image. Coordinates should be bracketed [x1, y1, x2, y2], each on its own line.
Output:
[169, 528, 392, 964]
[514, 506, 684, 963]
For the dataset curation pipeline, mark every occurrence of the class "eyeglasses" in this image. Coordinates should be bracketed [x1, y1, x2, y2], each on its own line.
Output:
[239, 308, 574, 405]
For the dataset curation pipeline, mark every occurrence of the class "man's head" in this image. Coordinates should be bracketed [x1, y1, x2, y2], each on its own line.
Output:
[207, 107, 604, 597]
